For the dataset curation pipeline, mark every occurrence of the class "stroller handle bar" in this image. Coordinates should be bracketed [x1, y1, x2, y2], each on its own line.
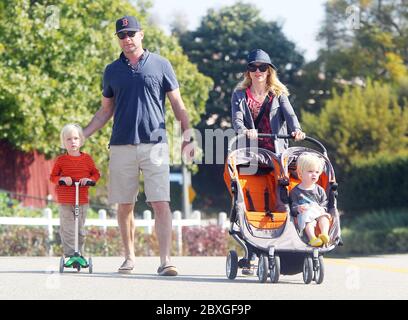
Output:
[59, 180, 96, 187]
[228, 133, 327, 155]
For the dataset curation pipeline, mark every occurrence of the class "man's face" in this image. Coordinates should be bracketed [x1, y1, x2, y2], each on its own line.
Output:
[117, 30, 144, 54]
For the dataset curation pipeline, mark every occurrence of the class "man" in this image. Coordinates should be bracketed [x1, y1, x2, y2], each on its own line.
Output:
[83, 15, 192, 276]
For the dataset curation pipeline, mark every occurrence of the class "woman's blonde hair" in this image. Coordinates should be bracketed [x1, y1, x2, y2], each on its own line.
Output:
[60, 123, 85, 149]
[296, 153, 325, 177]
[236, 66, 290, 97]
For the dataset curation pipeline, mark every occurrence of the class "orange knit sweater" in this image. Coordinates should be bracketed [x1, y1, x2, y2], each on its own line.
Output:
[50, 152, 100, 205]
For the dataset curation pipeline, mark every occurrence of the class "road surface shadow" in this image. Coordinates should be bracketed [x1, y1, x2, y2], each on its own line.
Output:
[0, 270, 306, 285]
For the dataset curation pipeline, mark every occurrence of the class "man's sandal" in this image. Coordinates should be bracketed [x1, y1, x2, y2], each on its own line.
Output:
[118, 258, 135, 274]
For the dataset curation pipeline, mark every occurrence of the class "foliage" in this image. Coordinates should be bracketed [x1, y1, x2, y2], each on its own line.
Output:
[0, 224, 234, 256]
[0, 0, 212, 189]
[0, 192, 103, 218]
[339, 152, 408, 211]
[336, 209, 408, 255]
[318, 0, 408, 82]
[0, 226, 49, 255]
[182, 225, 228, 256]
[302, 80, 408, 173]
[0, 192, 45, 217]
[178, 2, 304, 130]
[295, 0, 408, 114]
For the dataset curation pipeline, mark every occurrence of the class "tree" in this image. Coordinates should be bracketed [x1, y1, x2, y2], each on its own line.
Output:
[294, 0, 408, 115]
[302, 79, 408, 175]
[178, 2, 304, 130]
[0, 0, 212, 171]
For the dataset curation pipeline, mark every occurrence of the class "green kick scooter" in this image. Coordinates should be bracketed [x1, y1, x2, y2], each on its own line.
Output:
[59, 180, 95, 273]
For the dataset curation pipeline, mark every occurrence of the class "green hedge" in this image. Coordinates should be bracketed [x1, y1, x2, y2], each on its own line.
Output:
[335, 210, 408, 255]
[339, 152, 408, 212]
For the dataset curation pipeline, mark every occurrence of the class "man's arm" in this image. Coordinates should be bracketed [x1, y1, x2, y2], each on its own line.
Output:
[83, 96, 114, 138]
[167, 88, 194, 162]
[167, 88, 190, 134]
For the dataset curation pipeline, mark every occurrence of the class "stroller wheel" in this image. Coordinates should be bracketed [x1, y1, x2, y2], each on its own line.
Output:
[226, 250, 238, 280]
[303, 256, 313, 284]
[314, 256, 325, 284]
[258, 254, 268, 283]
[59, 256, 65, 274]
[269, 255, 280, 284]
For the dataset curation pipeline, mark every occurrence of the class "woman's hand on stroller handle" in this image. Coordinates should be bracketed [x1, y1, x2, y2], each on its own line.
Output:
[230, 133, 328, 155]
[244, 129, 258, 140]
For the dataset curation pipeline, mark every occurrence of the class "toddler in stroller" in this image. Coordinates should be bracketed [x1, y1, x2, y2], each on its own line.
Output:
[289, 153, 331, 247]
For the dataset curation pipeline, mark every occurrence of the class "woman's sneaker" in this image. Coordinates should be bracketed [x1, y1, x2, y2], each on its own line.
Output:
[309, 237, 323, 247]
[242, 261, 255, 276]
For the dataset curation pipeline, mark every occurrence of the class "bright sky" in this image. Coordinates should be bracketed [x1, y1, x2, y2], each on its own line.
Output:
[149, 0, 327, 62]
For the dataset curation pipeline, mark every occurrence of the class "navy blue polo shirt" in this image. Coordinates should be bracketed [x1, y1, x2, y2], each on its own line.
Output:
[102, 49, 179, 145]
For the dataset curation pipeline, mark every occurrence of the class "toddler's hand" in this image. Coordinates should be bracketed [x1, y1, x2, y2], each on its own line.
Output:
[79, 178, 92, 186]
[59, 177, 72, 186]
[298, 205, 308, 214]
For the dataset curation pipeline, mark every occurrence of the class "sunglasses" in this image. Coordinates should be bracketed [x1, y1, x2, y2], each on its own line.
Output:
[117, 31, 137, 40]
[247, 64, 269, 72]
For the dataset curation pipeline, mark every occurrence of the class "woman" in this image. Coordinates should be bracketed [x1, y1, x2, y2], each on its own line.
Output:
[231, 49, 306, 275]
[231, 48, 305, 152]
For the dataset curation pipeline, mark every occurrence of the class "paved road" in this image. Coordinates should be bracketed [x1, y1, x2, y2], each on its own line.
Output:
[0, 254, 407, 300]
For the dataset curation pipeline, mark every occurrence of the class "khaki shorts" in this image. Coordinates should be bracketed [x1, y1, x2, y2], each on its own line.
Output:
[108, 144, 170, 204]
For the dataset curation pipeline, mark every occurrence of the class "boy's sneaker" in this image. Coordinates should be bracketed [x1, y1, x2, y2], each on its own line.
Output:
[319, 233, 330, 245]
[309, 237, 323, 247]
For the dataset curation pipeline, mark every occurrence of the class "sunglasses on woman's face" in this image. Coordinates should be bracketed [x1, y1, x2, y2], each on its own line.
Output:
[117, 31, 137, 40]
[247, 64, 269, 72]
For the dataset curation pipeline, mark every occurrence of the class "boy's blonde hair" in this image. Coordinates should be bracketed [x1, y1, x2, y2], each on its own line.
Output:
[296, 153, 325, 177]
[235, 66, 290, 97]
[60, 123, 85, 149]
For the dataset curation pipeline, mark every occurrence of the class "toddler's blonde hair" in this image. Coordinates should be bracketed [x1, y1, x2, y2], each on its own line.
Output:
[296, 153, 325, 177]
[60, 123, 85, 149]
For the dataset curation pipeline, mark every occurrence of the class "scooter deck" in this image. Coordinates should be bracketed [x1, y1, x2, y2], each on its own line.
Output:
[64, 256, 89, 268]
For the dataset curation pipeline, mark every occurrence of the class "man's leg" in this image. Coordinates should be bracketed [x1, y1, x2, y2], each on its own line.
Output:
[139, 143, 175, 275]
[117, 203, 136, 264]
[150, 201, 172, 267]
[108, 145, 140, 272]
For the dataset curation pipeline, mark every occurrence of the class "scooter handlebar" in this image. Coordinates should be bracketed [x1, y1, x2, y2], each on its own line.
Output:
[58, 180, 96, 186]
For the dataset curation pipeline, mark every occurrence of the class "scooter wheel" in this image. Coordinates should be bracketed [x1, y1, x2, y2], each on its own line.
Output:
[59, 256, 65, 273]
[88, 257, 93, 274]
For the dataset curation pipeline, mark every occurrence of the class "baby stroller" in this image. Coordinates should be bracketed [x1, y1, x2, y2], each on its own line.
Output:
[223, 133, 342, 284]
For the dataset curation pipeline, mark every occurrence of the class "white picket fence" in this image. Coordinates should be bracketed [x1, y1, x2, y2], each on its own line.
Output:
[0, 209, 229, 256]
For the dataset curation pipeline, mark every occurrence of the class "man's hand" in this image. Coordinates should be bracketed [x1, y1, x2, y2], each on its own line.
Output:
[182, 140, 195, 164]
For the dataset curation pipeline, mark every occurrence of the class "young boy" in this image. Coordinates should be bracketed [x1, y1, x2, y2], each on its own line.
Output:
[50, 124, 100, 257]
[289, 153, 331, 247]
